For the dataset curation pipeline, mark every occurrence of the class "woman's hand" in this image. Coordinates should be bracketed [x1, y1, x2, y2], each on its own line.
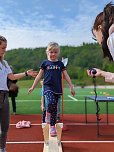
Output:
[26, 69, 38, 77]
[87, 68, 102, 77]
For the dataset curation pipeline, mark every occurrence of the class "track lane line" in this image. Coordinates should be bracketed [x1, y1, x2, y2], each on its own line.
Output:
[7, 141, 114, 144]
[68, 95, 78, 101]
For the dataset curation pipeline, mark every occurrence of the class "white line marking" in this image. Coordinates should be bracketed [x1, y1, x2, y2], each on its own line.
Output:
[10, 100, 40, 102]
[62, 141, 114, 143]
[10, 124, 41, 126]
[10, 99, 82, 102]
[68, 95, 78, 101]
[10, 123, 114, 126]
[6, 141, 114, 144]
[7, 141, 44, 144]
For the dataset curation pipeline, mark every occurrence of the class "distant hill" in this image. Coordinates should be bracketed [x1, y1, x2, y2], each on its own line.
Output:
[5, 43, 114, 85]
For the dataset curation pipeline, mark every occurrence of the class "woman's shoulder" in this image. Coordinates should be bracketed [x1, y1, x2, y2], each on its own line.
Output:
[108, 24, 114, 42]
[2, 60, 11, 68]
[109, 24, 114, 36]
[3, 60, 8, 65]
[107, 29, 114, 60]
[108, 31, 114, 42]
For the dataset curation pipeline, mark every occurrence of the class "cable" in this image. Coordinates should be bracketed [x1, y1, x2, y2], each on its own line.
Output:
[92, 74, 101, 121]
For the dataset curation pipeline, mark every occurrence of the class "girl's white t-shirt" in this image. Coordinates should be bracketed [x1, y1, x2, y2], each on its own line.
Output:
[0, 60, 12, 90]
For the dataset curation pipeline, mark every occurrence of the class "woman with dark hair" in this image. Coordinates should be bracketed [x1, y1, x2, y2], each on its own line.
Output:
[87, 2, 114, 82]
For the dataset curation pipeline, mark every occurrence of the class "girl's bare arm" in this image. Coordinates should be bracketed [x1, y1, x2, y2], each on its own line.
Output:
[28, 69, 44, 94]
[63, 70, 75, 96]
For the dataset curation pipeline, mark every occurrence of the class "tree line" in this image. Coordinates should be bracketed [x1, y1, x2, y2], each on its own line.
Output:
[5, 43, 114, 86]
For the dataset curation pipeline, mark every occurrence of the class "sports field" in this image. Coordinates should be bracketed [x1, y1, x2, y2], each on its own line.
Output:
[9, 86, 114, 115]
[7, 84, 114, 152]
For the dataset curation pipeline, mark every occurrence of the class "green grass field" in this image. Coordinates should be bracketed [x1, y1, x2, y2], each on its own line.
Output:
[9, 81, 114, 115]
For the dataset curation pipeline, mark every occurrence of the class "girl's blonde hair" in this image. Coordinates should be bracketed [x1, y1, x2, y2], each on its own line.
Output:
[46, 42, 60, 54]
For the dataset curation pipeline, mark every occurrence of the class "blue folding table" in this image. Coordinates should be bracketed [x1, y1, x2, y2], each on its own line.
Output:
[85, 96, 114, 136]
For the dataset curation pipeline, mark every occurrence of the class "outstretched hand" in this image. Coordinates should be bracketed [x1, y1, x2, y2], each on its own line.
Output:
[27, 69, 38, 77]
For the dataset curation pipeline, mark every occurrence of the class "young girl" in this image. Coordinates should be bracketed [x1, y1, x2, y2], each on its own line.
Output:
[28, 42, 75, 137]
[87, 2, 114, 82]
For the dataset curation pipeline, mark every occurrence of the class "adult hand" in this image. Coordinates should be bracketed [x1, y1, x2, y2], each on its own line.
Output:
[27, 69, 38, 77]
[87, 68, 102, 77]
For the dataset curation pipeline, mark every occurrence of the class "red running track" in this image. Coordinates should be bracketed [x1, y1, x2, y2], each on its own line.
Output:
[7, 114, 114, 152]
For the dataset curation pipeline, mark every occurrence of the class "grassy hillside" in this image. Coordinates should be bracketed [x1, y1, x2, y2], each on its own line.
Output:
[5, 43, 114, 86]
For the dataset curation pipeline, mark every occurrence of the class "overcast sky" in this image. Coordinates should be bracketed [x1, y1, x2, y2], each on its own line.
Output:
[0, 0, 113, 50]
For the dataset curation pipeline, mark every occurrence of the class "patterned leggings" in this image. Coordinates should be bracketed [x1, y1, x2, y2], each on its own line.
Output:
[0, 92, 10, 150]
[45, 91, 59, 126]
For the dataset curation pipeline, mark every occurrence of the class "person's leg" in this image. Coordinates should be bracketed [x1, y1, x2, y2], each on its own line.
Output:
[57, 96, 61, 122]
[45, 91, 58, 126]
[11, 95, 16, 113]
[45, 92, 59, 137]
[44, 94, 50, 123]
[0, 93, 10, 152]
[42, 110, 46, 123]
[42, 96, 47, 123]
[42, 99, 46, 123]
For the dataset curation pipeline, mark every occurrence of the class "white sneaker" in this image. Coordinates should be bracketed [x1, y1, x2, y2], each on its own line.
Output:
[50, 126, 57, 137]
